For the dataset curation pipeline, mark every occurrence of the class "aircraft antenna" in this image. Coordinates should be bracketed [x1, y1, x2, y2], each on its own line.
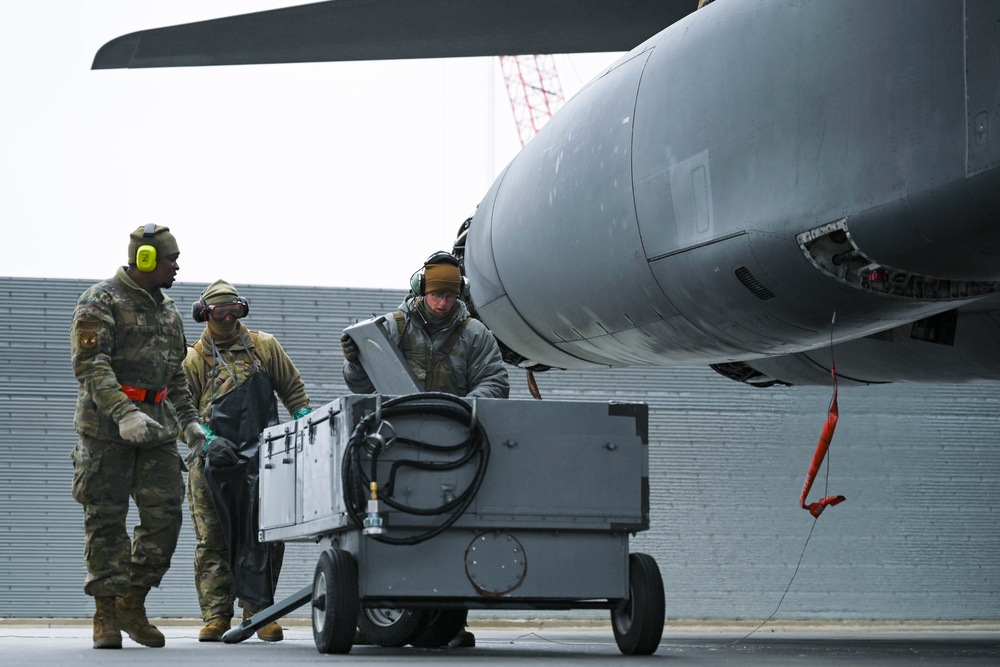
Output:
[498, 55, 566, 147]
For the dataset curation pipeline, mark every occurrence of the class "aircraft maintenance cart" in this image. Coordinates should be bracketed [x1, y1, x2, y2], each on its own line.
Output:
[222, 317, 664, 655]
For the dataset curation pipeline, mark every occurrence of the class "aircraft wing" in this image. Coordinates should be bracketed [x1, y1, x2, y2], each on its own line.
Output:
[92, 0, 696, 70]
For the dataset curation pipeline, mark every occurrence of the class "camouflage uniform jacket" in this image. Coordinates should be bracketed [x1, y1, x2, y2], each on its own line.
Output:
[71, 266, 198, 444]
[183, 322, 311, 421]
[344, 296, 510, 398]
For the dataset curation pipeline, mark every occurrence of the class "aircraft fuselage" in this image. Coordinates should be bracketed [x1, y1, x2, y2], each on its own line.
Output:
[466, 0, 1000, 377]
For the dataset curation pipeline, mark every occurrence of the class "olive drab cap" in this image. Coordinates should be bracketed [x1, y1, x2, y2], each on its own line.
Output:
[127, 224, 179, 263]
[424, 262, 462, 295]
[201, 279, 241, 306]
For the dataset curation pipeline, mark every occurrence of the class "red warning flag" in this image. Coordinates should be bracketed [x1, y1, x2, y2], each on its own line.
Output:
[800, 364, 846, 518]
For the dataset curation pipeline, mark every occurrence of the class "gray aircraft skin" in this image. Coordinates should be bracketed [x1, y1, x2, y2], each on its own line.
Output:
[94, 0, 1000, 387]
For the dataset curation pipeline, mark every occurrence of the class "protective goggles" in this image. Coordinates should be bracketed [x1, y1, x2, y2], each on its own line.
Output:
[206, 301, 248, 321]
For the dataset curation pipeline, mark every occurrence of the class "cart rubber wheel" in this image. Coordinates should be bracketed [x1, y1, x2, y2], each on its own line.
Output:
[357, 607, 427, 647]
[312, 549, 360, 654]
[611, 552, 664, 655]
[408, 608, 469, 648]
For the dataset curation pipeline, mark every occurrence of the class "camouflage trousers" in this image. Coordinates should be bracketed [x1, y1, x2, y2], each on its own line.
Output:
[187, 456, 285, 621]
[71, 435, 185, 597]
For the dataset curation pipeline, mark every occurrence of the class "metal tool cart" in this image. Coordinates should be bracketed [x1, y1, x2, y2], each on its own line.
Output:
[223, 317, 664, 655]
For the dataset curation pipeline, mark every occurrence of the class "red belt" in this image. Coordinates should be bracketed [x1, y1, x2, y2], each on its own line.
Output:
[122, 384, 168, 404]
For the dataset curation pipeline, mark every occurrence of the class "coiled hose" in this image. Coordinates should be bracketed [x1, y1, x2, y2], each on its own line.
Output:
[341, 392, 490, 545]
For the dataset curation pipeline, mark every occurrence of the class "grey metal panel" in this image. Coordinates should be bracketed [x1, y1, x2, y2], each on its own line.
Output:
[476, 45, 678, 348]
[261, 395, 648, 538]
[966, 0, 1000, 176]
[343, 316, 421, 395]
[350, 530, 630, 601]
[474, 294, 595, 369]
[258, 420, 299, 530]
[1, 277, 998, 621]
[260, 400, 352, 541]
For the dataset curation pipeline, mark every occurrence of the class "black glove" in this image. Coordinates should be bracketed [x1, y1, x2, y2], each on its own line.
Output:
[207, 436, 240, 467]
[341, 333, 360, 364]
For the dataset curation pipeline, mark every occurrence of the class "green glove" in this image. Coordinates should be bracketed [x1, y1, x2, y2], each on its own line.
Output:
[200, 423, 218, 452]
[293, 407, 312, 420]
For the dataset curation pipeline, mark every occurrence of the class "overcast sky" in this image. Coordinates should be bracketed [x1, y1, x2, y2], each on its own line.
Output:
[1, 1, 619, 290]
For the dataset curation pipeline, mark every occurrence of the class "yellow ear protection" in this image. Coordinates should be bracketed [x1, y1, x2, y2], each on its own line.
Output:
[191, 294, 250, 323]
[135, 223, 158, 272]
[409, 251, 470, 299]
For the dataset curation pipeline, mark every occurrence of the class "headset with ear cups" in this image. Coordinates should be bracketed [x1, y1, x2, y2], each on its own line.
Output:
[191, 293, 250, 323]
[135, 223, 158, 273]
[409, 251, 470, 299]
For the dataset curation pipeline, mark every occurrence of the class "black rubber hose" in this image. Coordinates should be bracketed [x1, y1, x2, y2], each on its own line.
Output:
[341, 393, 490, 545]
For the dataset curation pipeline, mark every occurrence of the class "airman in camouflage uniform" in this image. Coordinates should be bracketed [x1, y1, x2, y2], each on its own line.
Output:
[342, 252, 509, 400]
[183, 279, 312, 643]
[70, 224, 205, 649]
[341, 251, 509, 649]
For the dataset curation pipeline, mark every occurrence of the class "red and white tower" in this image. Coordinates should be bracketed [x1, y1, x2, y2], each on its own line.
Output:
[498, 55, 566, 147]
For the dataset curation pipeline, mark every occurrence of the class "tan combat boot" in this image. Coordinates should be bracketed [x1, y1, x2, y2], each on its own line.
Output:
[198, 616, 232, 642]
[116, 585, 165, 647]
[92, 596, 122, 649]
[243, 606, 283, 642]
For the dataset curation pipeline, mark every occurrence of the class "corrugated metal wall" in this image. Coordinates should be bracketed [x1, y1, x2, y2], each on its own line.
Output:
[1, 276, 997, 620]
